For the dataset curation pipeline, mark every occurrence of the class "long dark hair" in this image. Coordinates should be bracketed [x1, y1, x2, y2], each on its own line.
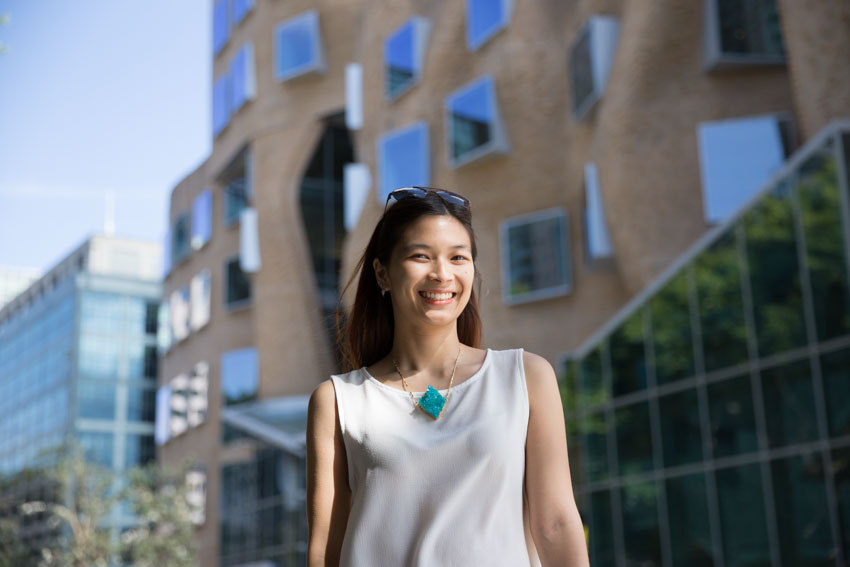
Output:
[336, 192, 482, 371]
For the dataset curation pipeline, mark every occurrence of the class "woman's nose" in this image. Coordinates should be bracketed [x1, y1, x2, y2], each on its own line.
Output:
[430, 259, 453, 281]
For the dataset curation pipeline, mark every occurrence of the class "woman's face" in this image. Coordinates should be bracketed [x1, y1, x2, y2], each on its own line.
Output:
[374, 214, 475, 329]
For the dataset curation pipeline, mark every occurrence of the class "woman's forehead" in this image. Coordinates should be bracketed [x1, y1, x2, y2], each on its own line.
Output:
[398, 215, 471, 246]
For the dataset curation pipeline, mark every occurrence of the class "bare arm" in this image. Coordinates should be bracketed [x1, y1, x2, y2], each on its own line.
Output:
[306, 380, 352, 567]
[523, 351, 589, 567]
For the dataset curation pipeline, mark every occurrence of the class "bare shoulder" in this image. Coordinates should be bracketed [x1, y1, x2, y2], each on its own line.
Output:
[307, 379, 338, 426]
[521, 350, 557, 383]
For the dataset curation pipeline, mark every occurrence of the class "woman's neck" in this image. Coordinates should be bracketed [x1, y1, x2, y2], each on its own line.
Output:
[389, 323, 462, 374]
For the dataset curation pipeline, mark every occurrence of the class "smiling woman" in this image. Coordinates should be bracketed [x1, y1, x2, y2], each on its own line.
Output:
[305, 187, 589, 567]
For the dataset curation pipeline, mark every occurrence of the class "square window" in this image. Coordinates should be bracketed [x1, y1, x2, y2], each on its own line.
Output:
[446, 75, 509, 168]
[704, 0, 785, 69]
[275, 11, 325, 82]
[171, 212, 191, 264]
[466, 0, 512, 51]
[377, 122, 429, 203]
[225, 256, 252, 308]
[698, 114, 788, 223]
[569, 16, 620, 120]
[232, 0, 253, 26]
[221, 347, 259, 406]
[213, 73, 230, 137]
[230, 43, 256, 114]
[191, 190, 213, 250]
[220, 148, 252, 226]
[500, 208, 571, 304]
[385, 18, 430, 101]
[213, 0, 229, 56]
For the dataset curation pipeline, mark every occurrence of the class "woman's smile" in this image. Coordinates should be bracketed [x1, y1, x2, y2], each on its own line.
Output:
[419, 290, 457, 304]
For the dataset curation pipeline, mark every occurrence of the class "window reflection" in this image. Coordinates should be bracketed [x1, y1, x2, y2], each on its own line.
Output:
[447, 76, 508, 166]
[127, 385, 156, 423]
[221, 348, 259, 406]
[716, 0, 784, 57]
[615, 401, 653, 476]
[275, 11, 324, 81]
[761, 359, 818, 448]
[225, 258, 252, 307]
[659, 389, 703, 468]
[831, 447, 850, 561]
[695, 230, 749, 372]
[377, 122, 429, 202]
[579, 412, 608, 482]
[708, 375, 758, 458]
[192, 190, 213, 250]
[716, 464, 771, 567]
[76, 380, 116, 420]
[820, 348, 850, 438]
[587, 490, 615, 567]
[124, 433, 155, 469]
[667, 473, 714, 566]
[798, 143, 850, 341]
[771, 452, 835, 564]
[621, 481, 662, 565]
[744, 180, 807, 357]
[651, 270, 695, 384]
[610, 310, 647, 396]
[385, 19, 427, 100]
[578, 345, 608, 407]
[502, 209, 570, 303]
[466, 0, 509, 50]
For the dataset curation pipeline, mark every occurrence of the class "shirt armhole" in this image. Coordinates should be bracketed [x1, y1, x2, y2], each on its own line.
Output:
[516, 348, 531, 429]
[329, 375, 356, 492]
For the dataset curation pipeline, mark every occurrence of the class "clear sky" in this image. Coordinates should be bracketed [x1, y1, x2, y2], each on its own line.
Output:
[0, 0, 211, 273]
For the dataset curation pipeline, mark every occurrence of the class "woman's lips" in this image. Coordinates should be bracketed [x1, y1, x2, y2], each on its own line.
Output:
[419, 290, 456, 305]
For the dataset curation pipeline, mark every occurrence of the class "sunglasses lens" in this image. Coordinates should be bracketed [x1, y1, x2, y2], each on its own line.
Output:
[385, 187, 470, 210]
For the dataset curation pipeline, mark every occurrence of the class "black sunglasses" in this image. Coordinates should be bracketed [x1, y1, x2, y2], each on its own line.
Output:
[384, 186, 471, 214]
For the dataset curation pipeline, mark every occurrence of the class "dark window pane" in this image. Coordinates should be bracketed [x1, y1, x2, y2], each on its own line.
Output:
[695, 230, 749, 372]
[77, 381, 116, 420]
[505, 212, 569, 300]
[745, 180, 807, 357]
[225, 258, 252, 306]
[569, 24, 594, 117]
[385, 20, 419, 99]
[716, 0, 784, 57]
[667, 473, 715, 566]
[659, 389, 703, 468]
[616, 401, 653, 476]
[128, 386, 156, 422]
[821, 348, 850, 437]
[832, 446, 850, 562]
[799, 143, 850, 341]
[610, 310, 647, 396]
[771, 452, 835, 566]
[761, 360, 818, 448]
[716, 464, 771, 567]
[588, 490, 616, 567]
[708, 374, 759, 458]
[143, 345, 157, 378]
[579, 412, 609, 482]
[651, 271, 695, 384]
[221, 150, 250, 226]
[144, 302, 159, 335]
[172, 213, 190, 264]
[448, 78, 496, 161]
[578, 345, 608, 407]
[621, 481, 662, 565]
[124, 434, 155, 469]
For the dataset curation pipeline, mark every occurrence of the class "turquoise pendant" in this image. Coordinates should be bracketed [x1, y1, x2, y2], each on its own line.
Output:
[418, 385, 446, 419]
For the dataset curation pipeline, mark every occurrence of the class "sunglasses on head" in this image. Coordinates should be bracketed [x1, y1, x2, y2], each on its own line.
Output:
[384, 186, 471, 214]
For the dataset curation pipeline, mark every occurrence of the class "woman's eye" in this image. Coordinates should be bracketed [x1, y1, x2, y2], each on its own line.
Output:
[453, 255, 469, 261]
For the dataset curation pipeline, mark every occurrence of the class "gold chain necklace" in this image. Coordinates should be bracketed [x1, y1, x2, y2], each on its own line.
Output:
[393, 346, 461, 420]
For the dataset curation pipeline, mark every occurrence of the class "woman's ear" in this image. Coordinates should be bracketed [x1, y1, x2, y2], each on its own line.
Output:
[372, 258, 389, 292]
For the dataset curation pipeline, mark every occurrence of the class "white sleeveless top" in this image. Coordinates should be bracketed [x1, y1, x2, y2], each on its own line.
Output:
[330, 348, 534, 566]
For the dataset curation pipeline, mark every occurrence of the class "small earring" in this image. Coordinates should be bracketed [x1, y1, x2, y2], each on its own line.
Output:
[381, 288, 387, 297]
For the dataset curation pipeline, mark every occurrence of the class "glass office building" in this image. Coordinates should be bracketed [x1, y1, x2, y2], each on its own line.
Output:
[0, 236, 161, 556]
[561, 123, 850, 567]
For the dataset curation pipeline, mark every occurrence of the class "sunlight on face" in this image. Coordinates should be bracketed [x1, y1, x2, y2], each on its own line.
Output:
[381, 215, 475, 329]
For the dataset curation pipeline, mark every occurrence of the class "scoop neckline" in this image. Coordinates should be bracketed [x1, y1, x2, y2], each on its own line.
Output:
[361, 348, 492, 396]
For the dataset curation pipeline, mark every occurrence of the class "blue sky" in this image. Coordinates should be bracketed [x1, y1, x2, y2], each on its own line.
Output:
[0, 0, 211, 273]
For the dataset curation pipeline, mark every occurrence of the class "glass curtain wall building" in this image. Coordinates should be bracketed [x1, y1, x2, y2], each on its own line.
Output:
[0, 236, 160, 558]
[561, 123, 850, 567]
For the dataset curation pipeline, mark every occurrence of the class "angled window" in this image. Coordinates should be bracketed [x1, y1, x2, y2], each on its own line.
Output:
[698, 114, 790, 223]
[230, 43, 256, 114]
[192, 190, 213, 250]
[569, 15, 620, 120]
[500, 208, 572, 304]
[584, 162, 613, 262]
[155, 385, 171, 445]
[466, 0, 513, 50]
[704, 0, 784, 69]
[232, 0, 254, 26]
[190, 269, 211, 331]
[377, 121, 429, 203]
[213, 73, 230, 137]
[446, 75, 509, 168]
[275, 10, 325, 82]
[170, 286, 191, 342]
[220, 147, 252, 227]
[221, 347, 259, 406]
[213, 0, 230, 56]
[171, 212, 191, 264]
[384, 17, 430, 101]
[224, 255, 252, 308]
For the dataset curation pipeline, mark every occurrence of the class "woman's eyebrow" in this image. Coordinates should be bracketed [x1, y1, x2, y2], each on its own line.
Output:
[404, 243, 471, 251]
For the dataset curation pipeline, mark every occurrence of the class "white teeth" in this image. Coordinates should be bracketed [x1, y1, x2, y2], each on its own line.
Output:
[422, 291, 453, 300]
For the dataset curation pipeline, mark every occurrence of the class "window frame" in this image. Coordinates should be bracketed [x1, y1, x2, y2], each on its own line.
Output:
[230, 43, 257, 115]
[445, 74, 510, 169]
[568, 15, 620, 121]
[191, 189, 213, 251]
[213, 72, 231, 137]
[376, 121, 430, 203]
[499, 207, 573, 305]
[384, 17, 431, 102]
[465, 0, 513, 51]
[583, 162, 614, 263]
[274, 10, 326, 83]
[703, 0, 786, 70]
